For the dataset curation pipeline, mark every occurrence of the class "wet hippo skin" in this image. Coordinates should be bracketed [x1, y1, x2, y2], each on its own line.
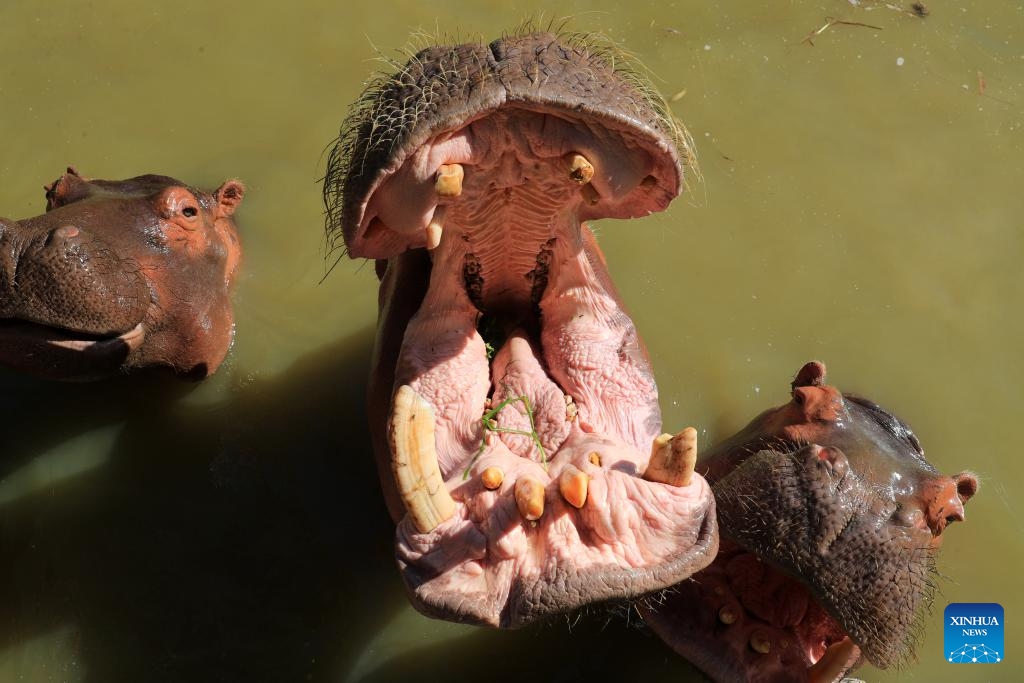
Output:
[323, 30, 718, 628]
[0, 167, 244, 380]
[641, 361, 978, 682]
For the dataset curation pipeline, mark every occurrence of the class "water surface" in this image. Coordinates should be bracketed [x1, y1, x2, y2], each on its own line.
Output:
[1, 1, 1020, 681]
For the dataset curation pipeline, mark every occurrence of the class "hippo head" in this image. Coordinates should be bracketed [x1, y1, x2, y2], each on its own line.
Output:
[0, 167, 244, 380]
[641, 362, 978, 682]
[324, 31, 718, 627]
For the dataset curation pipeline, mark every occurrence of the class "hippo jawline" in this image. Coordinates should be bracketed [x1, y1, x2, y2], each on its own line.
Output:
[0, 318, 146, 378]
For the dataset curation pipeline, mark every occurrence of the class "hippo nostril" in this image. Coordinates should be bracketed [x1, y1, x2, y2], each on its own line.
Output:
[815, 445, 849, 479]
[45, 224, 81, 246]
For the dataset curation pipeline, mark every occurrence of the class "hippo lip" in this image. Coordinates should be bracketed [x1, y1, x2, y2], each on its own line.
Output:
[0, 318, 144, 348]
[0, 319, 146, 380]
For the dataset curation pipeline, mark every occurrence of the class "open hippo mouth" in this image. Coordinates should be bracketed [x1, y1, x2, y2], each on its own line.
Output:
[324, 31, 718, 627]
[641, 362, 978, 682]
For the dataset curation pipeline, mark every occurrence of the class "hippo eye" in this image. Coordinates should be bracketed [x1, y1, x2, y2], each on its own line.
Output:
[182, 206, 198, 218]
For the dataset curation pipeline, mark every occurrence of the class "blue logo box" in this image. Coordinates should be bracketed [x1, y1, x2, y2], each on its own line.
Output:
[945, 603, 1004, 664]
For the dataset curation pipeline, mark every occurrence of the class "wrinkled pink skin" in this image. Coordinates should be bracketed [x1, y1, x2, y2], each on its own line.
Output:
[641, 362, 979, 682]
[369, 224, 717, 627]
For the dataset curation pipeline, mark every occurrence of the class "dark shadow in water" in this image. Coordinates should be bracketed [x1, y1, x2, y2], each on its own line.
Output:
[0, 328, 404, 682]
[0, 330, 707, 682]
[355, 607, 707, 683]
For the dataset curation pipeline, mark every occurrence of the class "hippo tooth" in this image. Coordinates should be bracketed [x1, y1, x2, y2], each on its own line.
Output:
[558, 464, 589, 509]
[588, 451, 603, 467]
[565, 153, 595, 184]
[807, 637, 856, 683]
[481, 466, 504, 490]
[750, 632, 772, 655]
[425, 206, 445, 250]
[717, 606, 737, 625]
[515, 477, 545, 521]
[389, 384, 457, 533]
[643, 428, 697, 487]
[434, 163, 464, 197]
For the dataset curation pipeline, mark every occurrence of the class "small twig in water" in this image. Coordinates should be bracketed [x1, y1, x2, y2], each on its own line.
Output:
[801, 17, 883, 46]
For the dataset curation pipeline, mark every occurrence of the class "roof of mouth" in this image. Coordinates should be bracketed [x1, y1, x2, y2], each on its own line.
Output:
[323, 29, 693, 259]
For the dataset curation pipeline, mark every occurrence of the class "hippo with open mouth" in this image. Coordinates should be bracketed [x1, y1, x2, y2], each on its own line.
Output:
[323, 31, 718, 627]
[0, 167, 244, 380]
[641, 361, 978, 682]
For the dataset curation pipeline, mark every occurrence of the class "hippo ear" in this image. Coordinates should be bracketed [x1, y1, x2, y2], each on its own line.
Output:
[214, 180, 245, 218]
[789, 362, 844, 423]
[44, 166, 90, 211]
[791, 360, 827, 390]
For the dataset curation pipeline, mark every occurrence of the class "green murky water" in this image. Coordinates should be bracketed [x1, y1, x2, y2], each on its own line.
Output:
[1, 1, 1020, 681]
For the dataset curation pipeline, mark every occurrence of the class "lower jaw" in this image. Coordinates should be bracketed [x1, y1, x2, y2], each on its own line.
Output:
[375, 244, 722, 626]
[0, 320, 144, 379]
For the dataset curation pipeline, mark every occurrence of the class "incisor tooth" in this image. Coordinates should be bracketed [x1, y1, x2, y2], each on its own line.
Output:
[566, 153, 595, 184]
[808, 637, 857, 683]
[718, 606, 737, 625]
[750, 632, 772, 655]
[481, 466, 504, 490]
[425, 206, 445, 250]
[515, 478, 545, 521]
[435, 163, 464, 197]
[389, 385, 457, 533]
[559, 464, 589, 508]
[644, 427, 697, 487]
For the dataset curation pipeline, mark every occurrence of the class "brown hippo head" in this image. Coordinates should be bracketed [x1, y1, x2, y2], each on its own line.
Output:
[0, 167, 244, 380]
[641, 361, 978, 682]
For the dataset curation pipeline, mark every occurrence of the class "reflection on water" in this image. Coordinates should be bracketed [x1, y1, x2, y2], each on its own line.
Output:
[0, 1, 1020, 682]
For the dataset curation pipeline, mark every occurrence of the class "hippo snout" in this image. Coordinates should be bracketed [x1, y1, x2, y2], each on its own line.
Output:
[0, 222, 150, 337]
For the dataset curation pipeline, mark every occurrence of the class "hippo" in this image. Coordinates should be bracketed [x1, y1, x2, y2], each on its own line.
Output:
[0, 167, 244, 380]
[323, 31, 718, 627]
[640, 361, 978, 682]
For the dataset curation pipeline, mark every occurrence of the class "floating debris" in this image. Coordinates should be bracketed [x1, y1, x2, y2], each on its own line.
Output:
[801, 17, 883, 47]
[911, 2, 929, 17]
